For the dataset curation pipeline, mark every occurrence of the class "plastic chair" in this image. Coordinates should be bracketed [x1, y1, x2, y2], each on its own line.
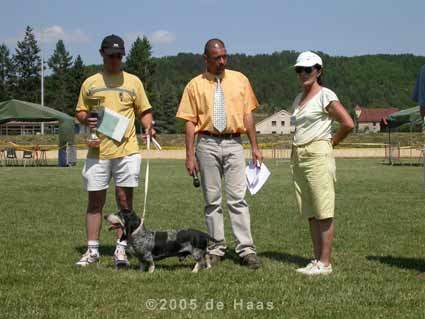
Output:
[5, 148, 18, 166]
[22, 150, 35, 167]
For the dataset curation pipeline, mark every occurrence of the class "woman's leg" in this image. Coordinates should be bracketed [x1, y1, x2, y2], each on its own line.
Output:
[318, 218, 334, 266]
[309, 218, 321, 260]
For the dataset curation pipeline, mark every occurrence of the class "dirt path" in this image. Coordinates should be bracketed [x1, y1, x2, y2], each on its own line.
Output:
[43, 148, 423, 160]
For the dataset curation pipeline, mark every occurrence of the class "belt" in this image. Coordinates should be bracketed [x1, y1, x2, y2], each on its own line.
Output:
[199, 131, 241, 139]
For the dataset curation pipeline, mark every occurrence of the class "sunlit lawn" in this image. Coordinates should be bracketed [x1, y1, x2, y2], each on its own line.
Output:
[0, 159, 424, 318]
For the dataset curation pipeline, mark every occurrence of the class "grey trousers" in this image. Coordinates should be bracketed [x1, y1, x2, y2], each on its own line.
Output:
[196, 134, 256, 257]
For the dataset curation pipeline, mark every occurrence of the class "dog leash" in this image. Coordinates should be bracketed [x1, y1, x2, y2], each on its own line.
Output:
[140, 134, 161, 225]
[141, 134, 150, 226]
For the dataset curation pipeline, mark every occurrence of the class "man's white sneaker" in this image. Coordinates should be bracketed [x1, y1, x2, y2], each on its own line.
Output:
[303, 261, 333, 276]
[113, 248, 129, 269]
[296, 260, 318, 274]
[75, 249, 100, 267]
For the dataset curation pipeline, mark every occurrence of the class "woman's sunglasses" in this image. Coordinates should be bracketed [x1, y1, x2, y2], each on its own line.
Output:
[295, 66, 314, 74]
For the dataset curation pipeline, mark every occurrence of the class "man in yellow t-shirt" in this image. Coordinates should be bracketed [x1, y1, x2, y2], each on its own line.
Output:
[176, 39, 263, 269]
[75, 35, 155, 268]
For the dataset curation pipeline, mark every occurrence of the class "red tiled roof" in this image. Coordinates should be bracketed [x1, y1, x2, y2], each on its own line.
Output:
[355, 106, 399, 123]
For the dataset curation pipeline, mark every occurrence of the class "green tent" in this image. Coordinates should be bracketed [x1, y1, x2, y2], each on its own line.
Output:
[386, 106, 422, 128]
[0, 99, 75, 146]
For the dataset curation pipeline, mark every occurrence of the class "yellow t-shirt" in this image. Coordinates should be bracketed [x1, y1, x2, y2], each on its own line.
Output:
[176, 69, 259, 134]
[76, 71, 152, 159]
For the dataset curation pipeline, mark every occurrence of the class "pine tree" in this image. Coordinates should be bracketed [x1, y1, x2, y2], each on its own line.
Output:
[13, 26, 41, 103]
[0, 44, 16, 101]
[66, 55, 87, 114]
[46, 40, 73, 112]
[125, 36, 156, 100]
[48, 40, 72, 76]
[154, 80, 179, 133]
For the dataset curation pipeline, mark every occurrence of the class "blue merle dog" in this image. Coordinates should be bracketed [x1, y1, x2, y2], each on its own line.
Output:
[105, 209, 218, 273]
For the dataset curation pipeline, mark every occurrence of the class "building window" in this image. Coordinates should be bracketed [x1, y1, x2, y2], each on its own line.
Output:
[281, 121, 285, 126]
[272, 131, 276, 134]
[271, 121, 276, 127]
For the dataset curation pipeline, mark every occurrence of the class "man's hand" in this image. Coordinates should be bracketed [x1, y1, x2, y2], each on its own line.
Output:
[142, 126, 157, 143]
[140, 110, 155, 142]
[251, 147, 263, 166]
[186, 155, 199, 176]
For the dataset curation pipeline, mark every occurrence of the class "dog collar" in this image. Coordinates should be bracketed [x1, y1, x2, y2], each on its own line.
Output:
[131, 218, 144, 236]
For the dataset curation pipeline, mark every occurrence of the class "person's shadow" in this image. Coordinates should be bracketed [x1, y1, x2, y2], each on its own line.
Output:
[366, 255, 425, 272]
[257, 251, 310, 267]
[76, 245, 115, 257]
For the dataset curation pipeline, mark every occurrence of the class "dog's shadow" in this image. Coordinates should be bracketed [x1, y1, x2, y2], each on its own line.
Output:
[257, 251, 310, 266]
[75, 245, 200, 272]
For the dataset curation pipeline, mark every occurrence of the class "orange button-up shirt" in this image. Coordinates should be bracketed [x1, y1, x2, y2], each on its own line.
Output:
[176, 69, 259, 134]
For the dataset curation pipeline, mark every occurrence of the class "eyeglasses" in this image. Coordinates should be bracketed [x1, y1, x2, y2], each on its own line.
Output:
[295, 66, 314, 74]
[208, 54, 228, 62]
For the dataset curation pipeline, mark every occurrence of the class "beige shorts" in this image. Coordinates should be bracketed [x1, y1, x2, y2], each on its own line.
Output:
[290, 140, 336, 220]
[82, 153, 142, 192]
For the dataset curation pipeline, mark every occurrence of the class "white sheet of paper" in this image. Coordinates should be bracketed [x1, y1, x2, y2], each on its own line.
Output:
[245, 162, 271, 195]
[97, 108, 130, 142]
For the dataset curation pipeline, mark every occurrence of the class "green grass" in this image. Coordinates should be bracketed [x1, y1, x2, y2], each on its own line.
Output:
[0, 159, 424, 318]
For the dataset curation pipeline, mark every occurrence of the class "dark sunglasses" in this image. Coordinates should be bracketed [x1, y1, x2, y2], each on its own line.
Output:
[295, 66, 314, 74]
[106, 54, 123, 60]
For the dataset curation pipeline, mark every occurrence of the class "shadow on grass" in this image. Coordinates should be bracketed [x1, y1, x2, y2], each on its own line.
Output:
[366, 255, 425, 272]
[75, 245, 199, 272]
[258, 251, 310, 266]
[76, 245, 116, 256]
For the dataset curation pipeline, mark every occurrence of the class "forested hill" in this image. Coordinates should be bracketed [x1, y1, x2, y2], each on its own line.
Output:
[148, 51, 425, 114]
[83, 51, 425, 132]
[4, 28, 424, 133]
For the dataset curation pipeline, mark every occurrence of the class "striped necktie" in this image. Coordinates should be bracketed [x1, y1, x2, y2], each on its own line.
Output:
[213, 77, 227, 132]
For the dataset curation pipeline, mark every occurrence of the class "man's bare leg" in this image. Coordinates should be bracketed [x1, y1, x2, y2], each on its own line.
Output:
[86, 190, 107, 241]
[113, 186, 134, 268]
[76, 190, 106, 267]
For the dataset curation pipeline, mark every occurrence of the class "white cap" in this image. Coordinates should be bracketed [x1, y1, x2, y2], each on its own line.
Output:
[294, 51, 323, 67]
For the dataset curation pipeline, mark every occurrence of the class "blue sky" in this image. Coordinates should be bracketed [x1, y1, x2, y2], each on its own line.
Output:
[0, 0, 424, 65]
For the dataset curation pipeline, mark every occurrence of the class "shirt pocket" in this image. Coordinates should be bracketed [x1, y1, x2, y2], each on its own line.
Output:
[227, 86, 244, 114]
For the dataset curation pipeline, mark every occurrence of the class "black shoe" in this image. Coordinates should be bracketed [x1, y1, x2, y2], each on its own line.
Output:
[241, 253, 261, 269]
[206, 254, 223, 267]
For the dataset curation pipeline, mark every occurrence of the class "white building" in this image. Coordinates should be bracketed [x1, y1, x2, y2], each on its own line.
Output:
[255, 110, 293, 134]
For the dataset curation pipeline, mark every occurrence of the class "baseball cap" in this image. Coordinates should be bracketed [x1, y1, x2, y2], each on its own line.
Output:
[294, 51, 323, 67]
[100, 34, 125, 55]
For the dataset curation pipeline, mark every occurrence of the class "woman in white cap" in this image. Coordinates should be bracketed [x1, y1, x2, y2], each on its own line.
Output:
[290, 51, 354, 275]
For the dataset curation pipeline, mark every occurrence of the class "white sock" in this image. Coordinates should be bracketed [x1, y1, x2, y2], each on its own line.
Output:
[115, 239, 127, 253]
[88, 240, 99, 255]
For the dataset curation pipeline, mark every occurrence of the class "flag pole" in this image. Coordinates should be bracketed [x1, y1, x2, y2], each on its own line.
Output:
[40, 26, 45, 135]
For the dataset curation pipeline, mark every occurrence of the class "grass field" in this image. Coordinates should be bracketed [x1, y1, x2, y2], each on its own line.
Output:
[0, 159, 424, 318]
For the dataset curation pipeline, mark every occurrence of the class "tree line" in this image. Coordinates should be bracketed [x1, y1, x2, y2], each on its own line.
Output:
[1, 25, 425, 133]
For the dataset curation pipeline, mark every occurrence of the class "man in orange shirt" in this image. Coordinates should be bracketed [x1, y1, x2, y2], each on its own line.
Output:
[176, 39, 263, 269]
